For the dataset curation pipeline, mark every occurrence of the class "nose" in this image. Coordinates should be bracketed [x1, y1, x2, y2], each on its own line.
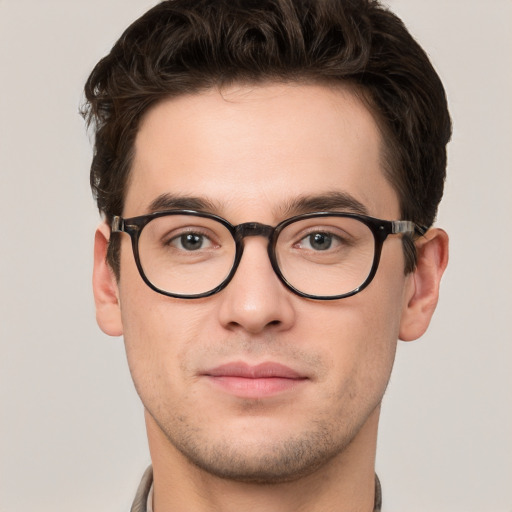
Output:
[217, 237, 296, 335]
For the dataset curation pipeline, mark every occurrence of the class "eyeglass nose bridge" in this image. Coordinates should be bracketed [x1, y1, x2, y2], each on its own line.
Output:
[230, 222, 280, 282]
[234, 222, 275, 242]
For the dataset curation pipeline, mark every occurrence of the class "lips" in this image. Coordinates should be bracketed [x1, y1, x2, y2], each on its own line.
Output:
[202, 361, 307, 398]
[206, 361, 304, 379]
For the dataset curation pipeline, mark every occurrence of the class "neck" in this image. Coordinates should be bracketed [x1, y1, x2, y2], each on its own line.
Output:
[146, 407, 380, 512]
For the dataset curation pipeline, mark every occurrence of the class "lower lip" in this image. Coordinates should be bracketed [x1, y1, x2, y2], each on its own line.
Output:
[206, 376, 306, 398]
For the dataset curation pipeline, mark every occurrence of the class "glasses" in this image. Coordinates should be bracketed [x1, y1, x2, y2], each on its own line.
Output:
[112, 210, 426, 300]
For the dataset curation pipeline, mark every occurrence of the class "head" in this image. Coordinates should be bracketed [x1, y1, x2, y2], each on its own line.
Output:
[85, 0, 450, 485]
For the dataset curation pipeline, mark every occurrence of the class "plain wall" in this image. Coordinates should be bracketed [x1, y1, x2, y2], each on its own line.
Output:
[0, 1, 511, 510]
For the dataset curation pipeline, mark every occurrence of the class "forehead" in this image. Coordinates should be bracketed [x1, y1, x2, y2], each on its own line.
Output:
[125, 83, 399, 221]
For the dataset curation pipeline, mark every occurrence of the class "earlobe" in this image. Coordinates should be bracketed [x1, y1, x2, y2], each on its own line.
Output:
[399, 228, 449, 341]
[93, 222, 123, 337]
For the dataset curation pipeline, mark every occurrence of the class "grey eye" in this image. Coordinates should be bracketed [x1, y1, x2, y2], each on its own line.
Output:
[172, 233, 211, 251]
[305, 232, 333, 251]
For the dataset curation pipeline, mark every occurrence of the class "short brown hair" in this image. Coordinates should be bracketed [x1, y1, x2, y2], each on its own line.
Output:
[82, 0, 451, 276]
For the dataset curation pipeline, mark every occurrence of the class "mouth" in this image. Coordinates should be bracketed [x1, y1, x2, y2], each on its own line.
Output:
[202, 361, 308, 398]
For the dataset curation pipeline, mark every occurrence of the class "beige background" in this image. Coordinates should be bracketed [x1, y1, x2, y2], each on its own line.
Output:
[1, 1, 511, 510]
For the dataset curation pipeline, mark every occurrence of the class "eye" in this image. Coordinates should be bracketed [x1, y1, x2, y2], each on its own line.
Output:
[296, 231, 344, 251]
[303, 232, 333, 251]
[170, 232, 213, 251]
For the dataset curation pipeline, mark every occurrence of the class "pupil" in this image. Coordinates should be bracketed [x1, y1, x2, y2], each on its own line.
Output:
[310, 233, 331, 250]
[181, 233, 202, 250]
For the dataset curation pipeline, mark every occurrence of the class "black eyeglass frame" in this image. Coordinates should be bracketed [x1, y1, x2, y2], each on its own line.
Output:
[112, 210, 426, 301]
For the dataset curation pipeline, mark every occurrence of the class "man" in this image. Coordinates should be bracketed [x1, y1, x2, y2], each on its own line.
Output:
[83, 0, 450, 510]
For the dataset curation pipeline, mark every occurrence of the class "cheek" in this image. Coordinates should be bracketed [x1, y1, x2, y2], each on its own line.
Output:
[300, 264, 405, 398]
[318, 302, 399, 383]
[117, 258, 189, 401]
[117, 259, 222, 411]
[350, 258, 407, 388]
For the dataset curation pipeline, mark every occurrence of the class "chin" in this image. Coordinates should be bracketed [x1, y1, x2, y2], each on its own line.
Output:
[167, 422, 355, 484]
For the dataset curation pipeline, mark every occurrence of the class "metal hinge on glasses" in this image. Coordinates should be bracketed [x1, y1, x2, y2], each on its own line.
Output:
[111, 216, 125, 233]
[392, 220, 426, 236]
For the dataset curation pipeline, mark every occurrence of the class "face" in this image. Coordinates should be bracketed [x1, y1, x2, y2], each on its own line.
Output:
[102, 83, 416, 482]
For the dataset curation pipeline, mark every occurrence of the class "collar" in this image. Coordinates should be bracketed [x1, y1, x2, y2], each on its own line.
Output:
[131, 466, 382, 511]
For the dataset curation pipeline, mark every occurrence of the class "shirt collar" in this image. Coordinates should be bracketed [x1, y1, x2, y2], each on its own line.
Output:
[132, 466, 382, 511]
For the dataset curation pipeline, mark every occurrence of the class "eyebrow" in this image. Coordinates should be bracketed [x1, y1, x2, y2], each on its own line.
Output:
[146, 191, 369, 219]
[276, 192, 369, 217]
[147, 193, 221, 213]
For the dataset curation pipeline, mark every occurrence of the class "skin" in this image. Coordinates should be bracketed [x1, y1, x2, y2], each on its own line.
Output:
[93, 83, 448, 512]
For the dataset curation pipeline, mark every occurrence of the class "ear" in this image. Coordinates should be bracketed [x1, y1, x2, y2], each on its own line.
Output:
[399, 228, 449, 341]
[93, 222, 123, 337]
